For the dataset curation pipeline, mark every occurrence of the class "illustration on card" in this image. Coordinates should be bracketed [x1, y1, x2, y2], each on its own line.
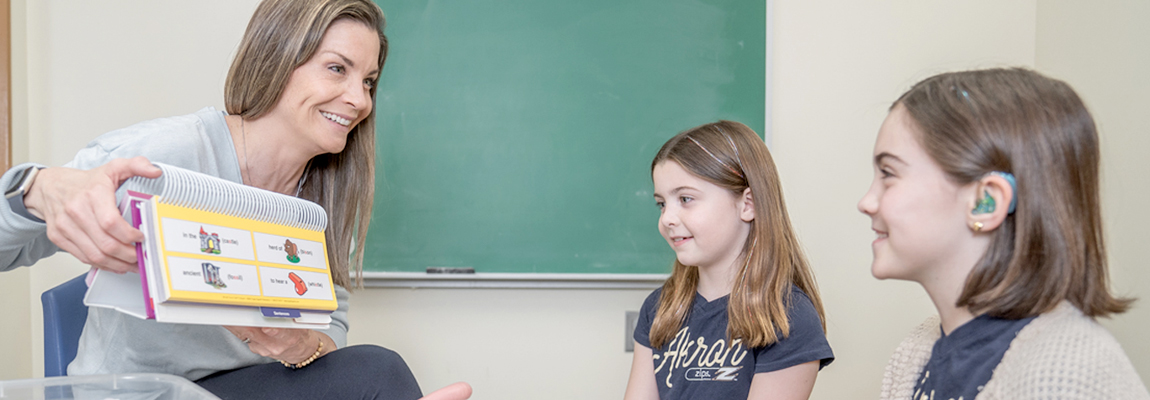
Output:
[201, 262, 227, 289]
[288, 272, 307, 296]
[199, 227, 222, 255]
[284, 239, 301, 263]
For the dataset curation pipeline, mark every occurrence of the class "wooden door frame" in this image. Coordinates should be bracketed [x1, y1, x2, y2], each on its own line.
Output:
[1, 0, 11, 170]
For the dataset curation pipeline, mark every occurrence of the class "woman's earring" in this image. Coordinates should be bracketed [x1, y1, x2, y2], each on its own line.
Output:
[972, 221, 984, 232]
[972, 190, 996, 214]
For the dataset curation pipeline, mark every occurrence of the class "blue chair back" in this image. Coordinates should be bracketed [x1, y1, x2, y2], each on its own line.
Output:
[41, 274, 89, 377]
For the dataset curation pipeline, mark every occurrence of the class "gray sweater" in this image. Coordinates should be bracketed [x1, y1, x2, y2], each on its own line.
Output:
[0, 107, 350, 380]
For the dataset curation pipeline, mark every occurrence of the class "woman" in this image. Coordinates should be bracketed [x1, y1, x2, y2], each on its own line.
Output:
[0, 0, 468, 399]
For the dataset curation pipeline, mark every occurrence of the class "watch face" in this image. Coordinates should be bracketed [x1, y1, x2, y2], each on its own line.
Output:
[5, 167, 33, 196]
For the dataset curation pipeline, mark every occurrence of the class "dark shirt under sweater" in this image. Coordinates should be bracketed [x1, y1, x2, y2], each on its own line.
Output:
[913, 313, 1037, 400]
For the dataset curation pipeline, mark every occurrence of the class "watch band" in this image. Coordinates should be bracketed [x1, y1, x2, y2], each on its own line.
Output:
[5, 166, 46, 223]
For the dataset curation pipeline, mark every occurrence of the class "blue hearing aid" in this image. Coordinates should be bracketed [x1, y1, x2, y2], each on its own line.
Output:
[973, 191, 997, 214]
[973, 171, 1017, 214]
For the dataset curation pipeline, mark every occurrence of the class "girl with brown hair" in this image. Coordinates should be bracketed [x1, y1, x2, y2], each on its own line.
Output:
[860, 68, 1148, 399]
[624, 121, 834, 400]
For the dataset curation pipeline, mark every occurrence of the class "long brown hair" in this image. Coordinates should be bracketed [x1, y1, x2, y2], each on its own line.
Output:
[896, 68, 1132, 318]
[648, 121, 826, 349]
[224, 0, 389, 289]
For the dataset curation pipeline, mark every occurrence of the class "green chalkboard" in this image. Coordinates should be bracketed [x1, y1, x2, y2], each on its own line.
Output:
[364, 0, 765, 276]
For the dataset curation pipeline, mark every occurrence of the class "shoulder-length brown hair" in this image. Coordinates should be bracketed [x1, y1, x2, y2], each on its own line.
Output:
[225, 0, 389, 289]
[648, 121, 826, 349]
[896, 68, 1132, 318]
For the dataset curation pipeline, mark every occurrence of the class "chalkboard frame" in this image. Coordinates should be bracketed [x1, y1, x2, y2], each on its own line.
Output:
[363, 0, 773, 288]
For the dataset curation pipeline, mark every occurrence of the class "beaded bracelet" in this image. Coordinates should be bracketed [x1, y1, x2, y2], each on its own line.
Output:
[280, 339, 323, 369]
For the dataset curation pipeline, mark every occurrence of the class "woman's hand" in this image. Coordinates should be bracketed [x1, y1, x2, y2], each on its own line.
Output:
[746, 360, 819, 400]
[23, 157, 162, 273]
[420, 382, 472, 400]
[623, 343, 660, 400]
[228, 326, 471, 399]
[225, 326, 335, 364]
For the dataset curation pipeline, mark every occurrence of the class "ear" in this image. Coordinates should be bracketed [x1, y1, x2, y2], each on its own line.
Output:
[739, 188, 755, 223]
[967, 174, 1014, 232]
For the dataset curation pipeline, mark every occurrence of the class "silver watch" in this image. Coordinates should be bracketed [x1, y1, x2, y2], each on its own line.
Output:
[5, 166, 46, 223]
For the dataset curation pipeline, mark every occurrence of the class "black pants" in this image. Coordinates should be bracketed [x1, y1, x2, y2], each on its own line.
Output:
[195, 345, 423, 400]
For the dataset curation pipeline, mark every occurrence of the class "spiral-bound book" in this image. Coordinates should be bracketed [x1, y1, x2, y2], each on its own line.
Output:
[84, 163, 337, 328]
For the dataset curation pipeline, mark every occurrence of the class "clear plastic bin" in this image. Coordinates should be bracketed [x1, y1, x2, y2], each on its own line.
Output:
[0, 373, 220, 400]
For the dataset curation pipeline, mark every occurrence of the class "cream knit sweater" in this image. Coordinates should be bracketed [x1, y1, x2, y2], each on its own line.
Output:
[880, 302, 1149, 400]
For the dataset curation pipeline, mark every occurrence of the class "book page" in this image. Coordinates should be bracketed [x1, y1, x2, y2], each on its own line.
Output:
[150, 200, 338, 312]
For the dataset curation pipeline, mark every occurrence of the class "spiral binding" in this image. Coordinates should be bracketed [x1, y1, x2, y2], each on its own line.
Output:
[122, 162, 328, 232]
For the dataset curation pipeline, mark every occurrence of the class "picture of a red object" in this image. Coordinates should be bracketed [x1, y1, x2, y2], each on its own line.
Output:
[288, 272, 307, 296]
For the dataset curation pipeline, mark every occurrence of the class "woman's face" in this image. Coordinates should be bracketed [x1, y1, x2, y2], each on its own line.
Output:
[857, 105, 972, 282]
[271, 19, 380, 156]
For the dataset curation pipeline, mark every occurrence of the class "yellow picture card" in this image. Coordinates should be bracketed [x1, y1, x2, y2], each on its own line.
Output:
[161, 255, 338, 311]
[152, 200, 338, 311]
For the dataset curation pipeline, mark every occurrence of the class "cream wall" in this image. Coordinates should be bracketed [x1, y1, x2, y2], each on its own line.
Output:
[2, 1, 1147, 399]
[1035, 1, 1150, 381]
[771, 2, 1037, 398]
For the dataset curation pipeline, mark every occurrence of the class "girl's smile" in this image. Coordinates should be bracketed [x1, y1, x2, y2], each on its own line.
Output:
[871, 229, 889, 246]
[652, 160, 752, 273]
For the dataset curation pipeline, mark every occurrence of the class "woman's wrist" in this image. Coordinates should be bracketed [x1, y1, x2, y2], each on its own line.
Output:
[17, 166, 48, 221]
[280, 338, 323, 369]
[278, 330, 335, 367]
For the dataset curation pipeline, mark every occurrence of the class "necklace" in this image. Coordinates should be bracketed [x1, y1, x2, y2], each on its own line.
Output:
[241, 117, 307, 197]
[241, 117, 253, 186]
[296, 160, 309, 197]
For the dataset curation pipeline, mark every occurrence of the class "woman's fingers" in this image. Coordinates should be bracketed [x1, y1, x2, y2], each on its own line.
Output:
[25, 157, 161, 273]
[223, 326, 258, 342]
[69, 189, 139, 269]
[104, 157, 163, 183]
[84, 157, 162, 246]
[223, 326, 315, 362]
[42, 190, 136, 272]
[420, 382, 472, 400]
[255, 327, 315, 360]
[224, 326, 267, 354]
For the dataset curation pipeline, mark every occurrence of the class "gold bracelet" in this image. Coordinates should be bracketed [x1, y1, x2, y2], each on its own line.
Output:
[280, 339, 323, 369]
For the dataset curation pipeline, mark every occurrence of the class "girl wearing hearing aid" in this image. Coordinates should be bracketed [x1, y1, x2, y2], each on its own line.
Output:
[860, 68, 1149, 400]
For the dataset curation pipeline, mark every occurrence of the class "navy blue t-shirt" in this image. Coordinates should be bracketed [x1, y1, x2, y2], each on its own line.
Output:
[913, 314, 1036, 400]
[634, 286, 834, 399]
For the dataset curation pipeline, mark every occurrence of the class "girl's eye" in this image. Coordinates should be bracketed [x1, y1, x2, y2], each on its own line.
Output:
[679, 196, 693, 204]
[879, 168, 894, 179]
[364, 78, 377, 90]
[654, 201, 665, 210]
[328, 64, 346, 74]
